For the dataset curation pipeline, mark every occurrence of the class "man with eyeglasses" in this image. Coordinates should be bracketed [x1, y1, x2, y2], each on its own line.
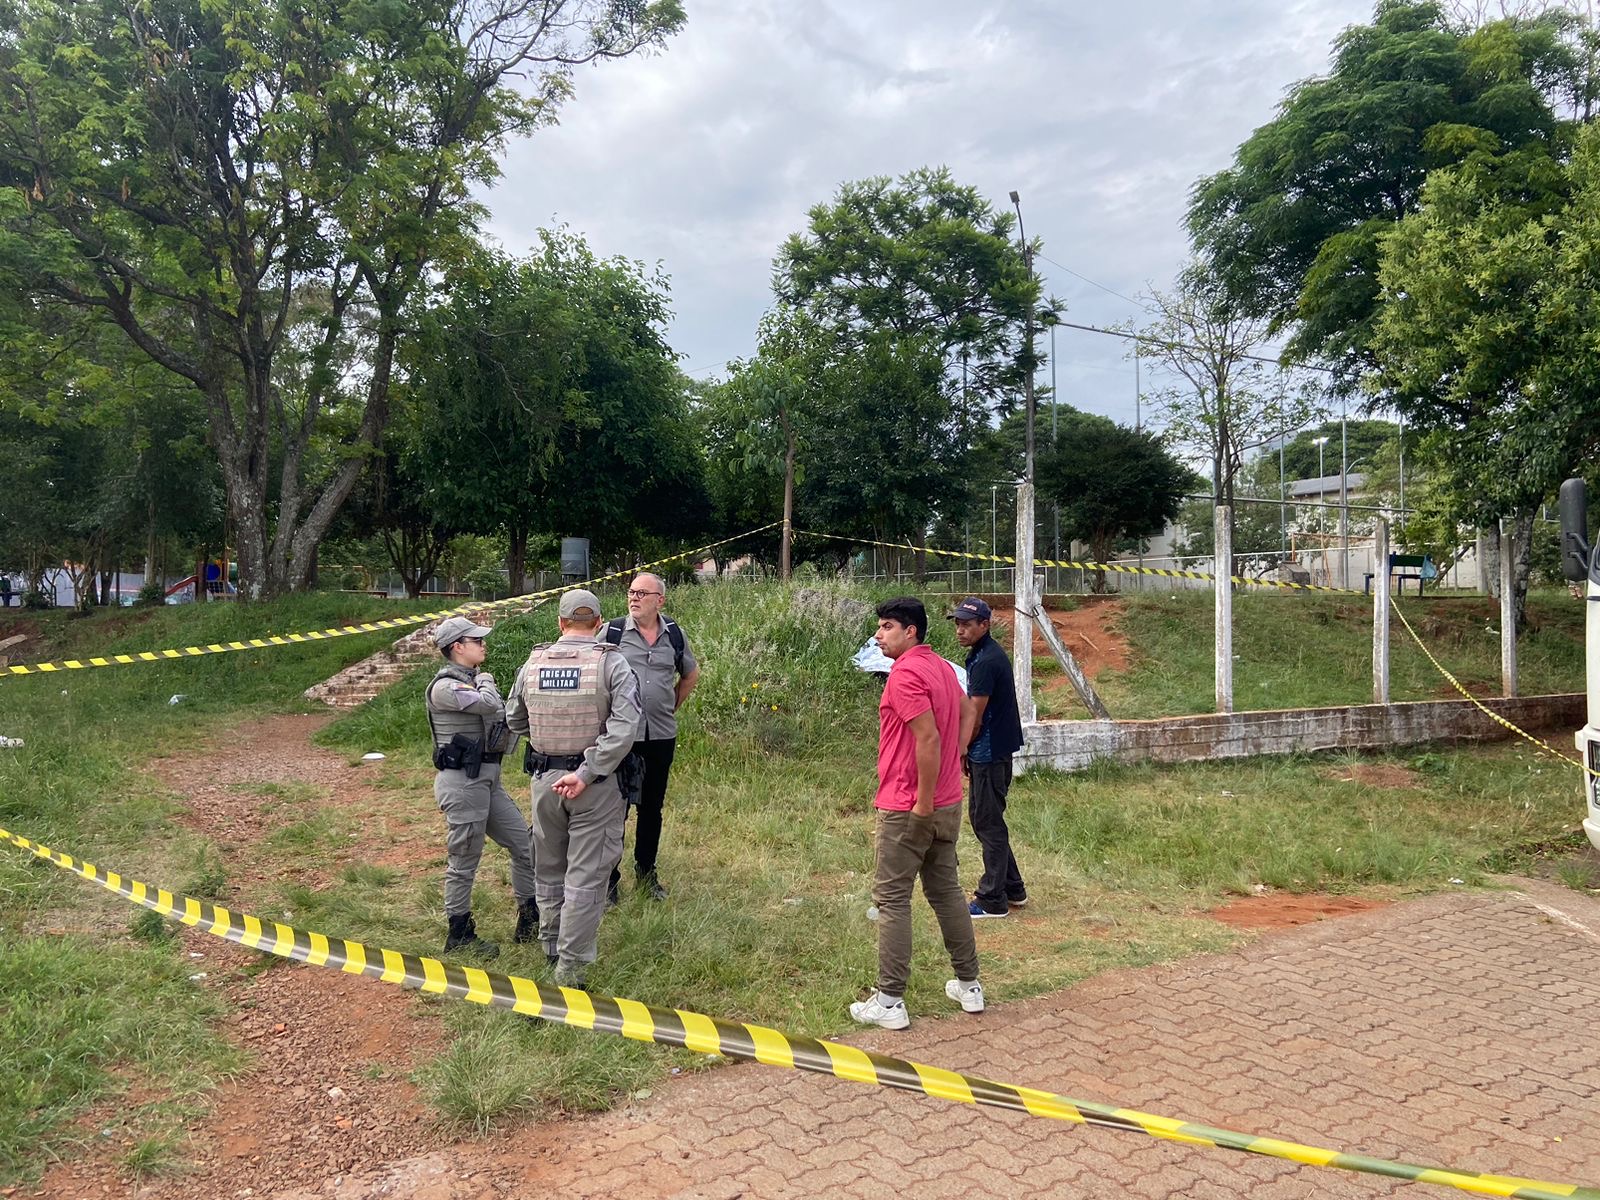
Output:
[599, 572, 700, 902]
[426, 615, 536, 959]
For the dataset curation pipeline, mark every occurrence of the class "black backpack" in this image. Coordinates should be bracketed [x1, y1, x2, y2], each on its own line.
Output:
[604, 615, 687, 675]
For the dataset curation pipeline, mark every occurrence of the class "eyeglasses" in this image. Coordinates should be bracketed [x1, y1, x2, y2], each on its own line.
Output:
[459, 636, 486, 645]
[627, 589, 663, 599]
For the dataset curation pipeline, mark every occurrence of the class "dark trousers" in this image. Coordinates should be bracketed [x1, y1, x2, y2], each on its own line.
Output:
[969, 760, 1025, 910]
[610, 736, 675, 886]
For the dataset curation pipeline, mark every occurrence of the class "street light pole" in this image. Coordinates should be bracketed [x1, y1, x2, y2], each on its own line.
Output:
[1340, 410, 1350, 589]
[1010, 190, 1036, 483]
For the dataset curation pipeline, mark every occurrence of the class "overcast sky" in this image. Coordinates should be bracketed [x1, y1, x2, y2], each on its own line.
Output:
[482, 0, 1376, 428]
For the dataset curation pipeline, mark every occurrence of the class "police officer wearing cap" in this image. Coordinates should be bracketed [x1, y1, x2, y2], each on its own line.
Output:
[427, 614, 538, 959]
[506, 589, 641, 989]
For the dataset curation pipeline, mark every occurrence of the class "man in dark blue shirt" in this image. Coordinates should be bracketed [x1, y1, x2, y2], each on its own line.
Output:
[948, 597, 1027, 917]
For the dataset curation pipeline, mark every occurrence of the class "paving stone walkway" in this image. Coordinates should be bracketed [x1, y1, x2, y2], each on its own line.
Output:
[516, 879, 1600, 1199]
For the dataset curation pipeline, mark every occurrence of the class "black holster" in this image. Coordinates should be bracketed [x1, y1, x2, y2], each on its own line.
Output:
[616, 750, 645, 809]
[523, 746, 585, 775]
[434, 733, 484, 779]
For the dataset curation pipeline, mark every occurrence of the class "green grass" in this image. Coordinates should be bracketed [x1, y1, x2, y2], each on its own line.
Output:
[0, 936, 244, 1180]
[0, 592, 437, 1186]
[1038, 588, 1586, 719]
[0, 577, 1593, 1173]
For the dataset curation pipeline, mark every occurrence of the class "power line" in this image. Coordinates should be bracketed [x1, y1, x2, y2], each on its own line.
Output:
[1053, 319, 1338, 375]
[1034, 253, 1149, 311]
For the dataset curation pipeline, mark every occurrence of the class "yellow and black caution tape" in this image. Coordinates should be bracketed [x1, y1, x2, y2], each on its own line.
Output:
[0, 524, 781, 680]
[794, 528, 1361, 594]
[1389, 599, 1600, 782]
[2, 825, 1593, 1200]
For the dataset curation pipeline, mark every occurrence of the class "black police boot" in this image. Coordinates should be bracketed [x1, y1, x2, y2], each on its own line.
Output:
[639, 869, 667, 902]
[606, 867, 621, 910]
[513, 897, 540, 944]
[444, 912, 499, 960]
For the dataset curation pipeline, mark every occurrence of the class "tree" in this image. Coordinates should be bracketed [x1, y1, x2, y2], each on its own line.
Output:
[764, 168, 1043, 560]
[1189, 0, 1580, 381]
[775, 167, 1042, 421]
[0, 0, 683, 598]
[1371, 122, 1600, 622]
[404, 231, 709, 589]
[1275, 419, 1400, 483]
[1036, 411, 1190, 591]
[1137, 263, 1322, 519]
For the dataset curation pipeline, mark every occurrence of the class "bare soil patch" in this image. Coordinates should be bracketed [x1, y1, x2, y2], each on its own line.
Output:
[1320, 762, 1423, 789]
[151, 712, 432, 890]
[1207, 892, 1389, 931]
[989, 597, 1130, 711]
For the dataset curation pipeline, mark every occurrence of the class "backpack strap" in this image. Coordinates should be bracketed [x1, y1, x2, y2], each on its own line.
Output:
[607, 615, 687, 676]
[661, 616, 687, 676]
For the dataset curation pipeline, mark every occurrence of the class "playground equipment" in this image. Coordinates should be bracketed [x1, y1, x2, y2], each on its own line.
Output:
[162, 554, 236, 601]
[1558, 479, 1600, 850]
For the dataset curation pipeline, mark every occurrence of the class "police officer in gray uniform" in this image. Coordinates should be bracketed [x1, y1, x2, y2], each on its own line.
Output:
[427, 615, 538, 959]
[506, 590, 641, 989]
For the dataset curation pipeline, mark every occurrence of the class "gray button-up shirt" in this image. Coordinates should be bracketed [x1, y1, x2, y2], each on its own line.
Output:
[600, 615, 698, 740]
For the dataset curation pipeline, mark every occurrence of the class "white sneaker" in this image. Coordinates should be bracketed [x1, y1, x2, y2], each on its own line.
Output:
[945, 978, 985, 1013]
[849, 991, 910, 1030]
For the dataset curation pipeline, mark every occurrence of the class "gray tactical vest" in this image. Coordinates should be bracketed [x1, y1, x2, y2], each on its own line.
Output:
[516, 641, 612, 755]
[425, 664, 497, 748]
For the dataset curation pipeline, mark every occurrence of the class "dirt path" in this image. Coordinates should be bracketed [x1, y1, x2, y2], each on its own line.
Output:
[33, 714, 525, 1200]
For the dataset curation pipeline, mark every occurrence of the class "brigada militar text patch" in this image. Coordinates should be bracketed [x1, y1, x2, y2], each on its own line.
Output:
[538, 667, 581, 691]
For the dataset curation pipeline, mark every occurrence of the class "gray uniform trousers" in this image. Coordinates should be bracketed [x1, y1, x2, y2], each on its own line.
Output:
[530, 770, 625, 968]
[437, 761, 536, 916]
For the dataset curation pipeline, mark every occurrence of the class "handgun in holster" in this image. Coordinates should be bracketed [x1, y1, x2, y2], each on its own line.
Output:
[433, 733, 484, 779]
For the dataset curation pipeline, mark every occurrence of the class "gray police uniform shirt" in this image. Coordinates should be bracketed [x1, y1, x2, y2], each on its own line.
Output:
[600, 616, 698, 741]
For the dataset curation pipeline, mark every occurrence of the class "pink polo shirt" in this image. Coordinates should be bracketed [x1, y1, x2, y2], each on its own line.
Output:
[876, 644, 965, 812]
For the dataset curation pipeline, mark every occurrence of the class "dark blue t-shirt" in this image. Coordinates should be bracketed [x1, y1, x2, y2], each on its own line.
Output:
[964, 633, 1023, 764]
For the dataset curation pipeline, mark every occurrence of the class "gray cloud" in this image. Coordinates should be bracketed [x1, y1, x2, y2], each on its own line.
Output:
[482, 0, 1375, 418]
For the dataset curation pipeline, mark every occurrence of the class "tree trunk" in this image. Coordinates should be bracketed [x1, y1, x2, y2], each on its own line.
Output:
[507, 526, 529, 595]
[1483, 512, 1536, 633]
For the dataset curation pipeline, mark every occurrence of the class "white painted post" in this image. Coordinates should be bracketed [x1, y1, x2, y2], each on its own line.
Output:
[1373, 517, 1390, 704]
[1500, 517, 1518, 698]
[1014, 480, 1037, 723]
[1215, 504, 1233, 714]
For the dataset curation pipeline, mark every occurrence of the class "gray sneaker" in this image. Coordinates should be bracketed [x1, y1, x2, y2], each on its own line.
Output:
[945, 978, 985, 1013]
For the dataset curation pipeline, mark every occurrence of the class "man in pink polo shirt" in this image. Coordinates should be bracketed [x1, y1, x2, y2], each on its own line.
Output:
[850, 596, 984, 1031]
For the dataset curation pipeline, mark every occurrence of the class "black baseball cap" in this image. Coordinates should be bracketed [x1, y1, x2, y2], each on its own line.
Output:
[946, 597, 992, 622]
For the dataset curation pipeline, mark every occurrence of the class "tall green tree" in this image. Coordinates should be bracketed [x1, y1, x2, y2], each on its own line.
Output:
[1036, 411, 1190, 591]
[775, 167, 1043, 420]
[766, 168, 1041, 551]
[1371, 122, 1600, 620]
[0, 0, 683, 598]
[404, 231, 708, 590]
[1189, 0, 1580, 381]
